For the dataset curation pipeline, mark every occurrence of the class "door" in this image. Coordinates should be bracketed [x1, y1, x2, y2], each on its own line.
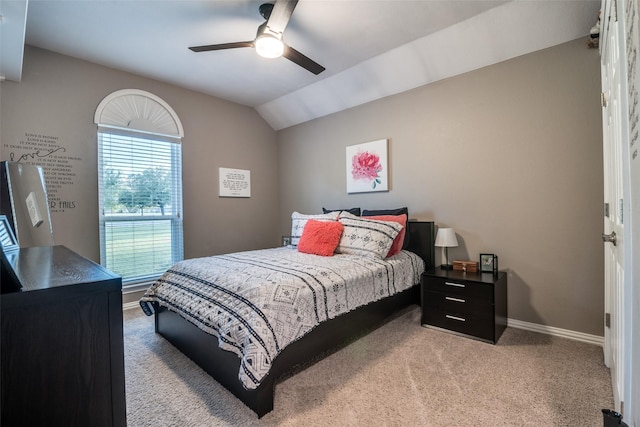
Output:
[601, 7, 626, 413]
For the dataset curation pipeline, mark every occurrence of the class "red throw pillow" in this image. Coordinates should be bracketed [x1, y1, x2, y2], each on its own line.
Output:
[297, 219, 344, 256]
[363, 214, 407, 257]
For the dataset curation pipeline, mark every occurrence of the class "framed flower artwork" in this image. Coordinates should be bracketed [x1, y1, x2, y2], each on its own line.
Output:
[346, 139, 388, 193]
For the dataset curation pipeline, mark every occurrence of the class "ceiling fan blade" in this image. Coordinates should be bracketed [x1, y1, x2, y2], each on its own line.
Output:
[189, 41, 254, 53]
[264, 0, 298, 36]
[283, 44, 325, 75]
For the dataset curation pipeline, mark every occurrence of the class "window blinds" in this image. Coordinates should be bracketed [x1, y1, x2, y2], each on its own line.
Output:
[97, 131, 183, 285]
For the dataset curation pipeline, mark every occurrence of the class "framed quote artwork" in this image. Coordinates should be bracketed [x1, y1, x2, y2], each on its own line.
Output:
[219, 167, 251, 198]
[346, 139, 388, 193]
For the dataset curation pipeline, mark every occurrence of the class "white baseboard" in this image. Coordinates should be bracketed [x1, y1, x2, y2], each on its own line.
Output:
[123, 301, 141, 311]
[507, 318, 604, 347]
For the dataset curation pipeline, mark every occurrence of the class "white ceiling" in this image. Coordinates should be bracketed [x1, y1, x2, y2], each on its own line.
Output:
[2, 0, 600, 130]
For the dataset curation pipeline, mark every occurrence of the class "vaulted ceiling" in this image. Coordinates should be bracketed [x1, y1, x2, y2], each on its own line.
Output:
[1, 0, 600, 129]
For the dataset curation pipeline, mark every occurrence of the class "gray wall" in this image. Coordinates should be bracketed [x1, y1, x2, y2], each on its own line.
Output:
[0, 46, 280, 263]
[277, 38, 604, 335]
[1, 39, 605, 335]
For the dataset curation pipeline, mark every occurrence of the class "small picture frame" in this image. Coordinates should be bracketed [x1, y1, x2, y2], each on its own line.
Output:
[281, 236, 292, 247]
[480, 253, 498, 274]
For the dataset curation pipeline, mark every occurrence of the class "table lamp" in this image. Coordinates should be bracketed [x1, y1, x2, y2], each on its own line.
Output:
[435, 228, 458, 270]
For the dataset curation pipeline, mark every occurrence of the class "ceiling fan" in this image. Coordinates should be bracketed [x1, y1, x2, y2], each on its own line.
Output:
[189, 0, 325, 75]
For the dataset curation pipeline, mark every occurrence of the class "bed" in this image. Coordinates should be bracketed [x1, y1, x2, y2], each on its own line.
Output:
[140, 218, 434, 417]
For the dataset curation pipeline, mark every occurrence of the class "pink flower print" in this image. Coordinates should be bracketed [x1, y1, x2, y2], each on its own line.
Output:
[351, 151, 382, 188]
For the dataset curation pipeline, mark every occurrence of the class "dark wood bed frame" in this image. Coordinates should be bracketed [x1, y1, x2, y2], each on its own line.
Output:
[152, 221, 435, 417]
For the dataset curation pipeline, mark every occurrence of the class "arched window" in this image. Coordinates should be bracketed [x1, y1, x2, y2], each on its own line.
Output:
[94, 89, 184, 287]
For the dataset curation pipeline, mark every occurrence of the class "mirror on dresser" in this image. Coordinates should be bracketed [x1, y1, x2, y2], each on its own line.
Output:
[0, 161, 55, 248]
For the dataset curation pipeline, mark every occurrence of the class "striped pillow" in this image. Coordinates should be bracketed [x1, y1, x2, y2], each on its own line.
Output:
[290, 211, 340, 246]
[336, 211, 403, 259]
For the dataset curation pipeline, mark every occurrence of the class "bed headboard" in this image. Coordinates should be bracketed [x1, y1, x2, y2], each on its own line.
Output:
[405, 221, 435, 271]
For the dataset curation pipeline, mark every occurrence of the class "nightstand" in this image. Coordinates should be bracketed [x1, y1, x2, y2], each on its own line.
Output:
[421, 268, 507, 344]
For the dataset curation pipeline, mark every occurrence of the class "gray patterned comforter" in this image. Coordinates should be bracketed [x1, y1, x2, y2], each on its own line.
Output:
[140, 247, 424, 389]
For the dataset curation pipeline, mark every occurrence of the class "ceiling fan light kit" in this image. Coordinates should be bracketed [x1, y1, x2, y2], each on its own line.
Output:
[188, 0, 325, 75]
[255, 34, 284, 58]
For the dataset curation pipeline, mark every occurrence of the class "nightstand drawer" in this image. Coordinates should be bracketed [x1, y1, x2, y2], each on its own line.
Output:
[421, 269, 507, 344]
[423, 276, 494, 301]
[422, 290, 492, 315]
[422, 307, 494, 341]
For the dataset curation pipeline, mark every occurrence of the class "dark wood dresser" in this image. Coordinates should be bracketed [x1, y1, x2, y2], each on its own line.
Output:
[421, 268, 507, 344]
[1, 245, 126, 426]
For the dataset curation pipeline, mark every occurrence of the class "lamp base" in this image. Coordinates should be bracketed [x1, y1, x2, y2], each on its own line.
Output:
[440, 264, 453, 270]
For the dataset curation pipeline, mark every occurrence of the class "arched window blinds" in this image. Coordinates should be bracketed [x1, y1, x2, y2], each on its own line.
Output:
[94, 89, 184, 138]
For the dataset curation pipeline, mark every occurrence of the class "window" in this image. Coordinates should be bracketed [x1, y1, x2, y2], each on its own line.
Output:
[95, 90, 184, 287]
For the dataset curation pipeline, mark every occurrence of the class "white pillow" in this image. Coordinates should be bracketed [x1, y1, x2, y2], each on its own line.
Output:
[336, 211, 403, 259]
[290, 211, 340, 246]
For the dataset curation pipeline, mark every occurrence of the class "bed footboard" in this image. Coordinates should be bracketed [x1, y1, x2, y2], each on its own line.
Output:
[154, 284, 419, 417]
[155, 307, 275, 415]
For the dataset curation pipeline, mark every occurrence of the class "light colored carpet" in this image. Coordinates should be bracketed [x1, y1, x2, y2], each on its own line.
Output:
[123, 306, 613, 426]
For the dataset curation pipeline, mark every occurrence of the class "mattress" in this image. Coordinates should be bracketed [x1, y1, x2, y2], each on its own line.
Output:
[140, 247, 424, 389]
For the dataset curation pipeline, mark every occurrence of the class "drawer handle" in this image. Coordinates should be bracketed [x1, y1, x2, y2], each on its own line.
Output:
[445, 281, 465, 288]
[445, 296, 466, 303]
[446, 315, 466, 322]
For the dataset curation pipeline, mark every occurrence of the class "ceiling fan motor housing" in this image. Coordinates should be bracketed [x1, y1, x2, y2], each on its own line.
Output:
[259, 3, 274, 20]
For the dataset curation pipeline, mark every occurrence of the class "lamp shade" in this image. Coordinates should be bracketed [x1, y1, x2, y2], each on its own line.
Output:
[435, 228, 458, 248]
